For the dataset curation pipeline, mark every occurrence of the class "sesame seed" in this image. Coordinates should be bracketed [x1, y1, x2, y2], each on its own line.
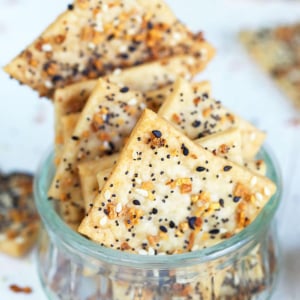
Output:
[120, 86, 129, 93]
[223, 165, 232, 172]
[152, 208, 158, 214]
[44, 80, 53, 89]
[159, 225, 168, 233]
[113, 68, 122, 75]
[116, 203, 122, 213]
[209, 229, 220, 235]
[135, 188, 148, 197]
[100, 216, 108, 226]
[152, 130, 162, 138]
[264, 187, 271, 196]
[148, 247, 155, 255]
[233, 196, 241, 203]
[41, 43, 52, 52]
[128, 98, 137, 106]
[88, 42, 96, 50]
[188, 217, 197, 230]
[196, 166, 206, 172]
[181, 144, 189, 156]
[104, 190, 111, 200]
[67, 4, 74, 10]
[255, 192, 263, 202]
[138, 249, 148, 255]
[250, 176, 257, 187]
[71, 136, 80, 141]
[133, 199, 141, 206]
[192, 120, 201, 128]
[219, 199, 225, 207]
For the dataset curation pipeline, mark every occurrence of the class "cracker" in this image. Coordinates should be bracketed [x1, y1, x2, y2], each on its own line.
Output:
[195, 128, 243, 165]
[48, 78, 147, 220]
[245, 159, 267, 176]
[78, 154, 118, 212]
[4, 0, 214, 96]
[78, 109, 276, 254]
[0, 173, 39, 257]
[240, 25, 300, 109]
[158, 78, 265, 160]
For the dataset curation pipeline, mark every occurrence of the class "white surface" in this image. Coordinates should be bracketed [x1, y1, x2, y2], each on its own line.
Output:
[0, 0, 300, 299]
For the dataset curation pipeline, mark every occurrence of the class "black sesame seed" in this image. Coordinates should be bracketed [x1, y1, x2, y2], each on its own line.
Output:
[219, 199, 224, 207]
[120, 86, 129, 93]
[192, 120, 201, 128]
[209, 229, 220, 235]
[159, 225, 168, 233]
[152, 130, 162, 138]
[129, 45, 136, 52]
[196, 166, 206, 172]
[152, 208, 158, 214]
[133, 199, 141, 206]
[233, 196, 241, 203]
[67, 4, 74, 10]
[169, 221, 175, 228]
[188, 217, 197, 230]
[181, 144, 189, 156]
[147, 21, 154, 30]
[223, 165, 232, 172]
[71, 136, 80, 141]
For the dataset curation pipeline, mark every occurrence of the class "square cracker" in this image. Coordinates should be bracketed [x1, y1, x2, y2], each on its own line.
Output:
[48, 78, 146, 220]
[158, 78, 266, 160]
[4, 0, 214, 96]
[240, 25, 300, 109]
[75, 128, 242, 211]
[78, 109, 276, 254]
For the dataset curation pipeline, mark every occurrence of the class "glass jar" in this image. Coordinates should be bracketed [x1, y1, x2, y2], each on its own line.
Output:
[34, 148, 282, 300]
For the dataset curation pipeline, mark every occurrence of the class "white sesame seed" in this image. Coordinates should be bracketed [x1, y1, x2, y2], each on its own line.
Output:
[135, 178, 142, 184]
[185, 73, 192, 81]
[250, 176, 257, 187]
[88, 42, 96, 50]
[113, 68, 122, 75]
[15, 236, 25, 244]
[139, 103, 146, 110]
[135, 188, 148, 197]
[116, 203, 122, 213]
[264, 187, 271, 196]
[104, 190, 111, 200]
[128, 98, 137, 106]
[127, 28, 137, 35]
[113, 19, 120, 27]
[100, 216, 108, 226]
[187, 57, 195, 65]
[103, 141, 110, 149]
[173, 32, 182, 41]
[255, 192, 263, 202]
[102, 3, 108, 12]
[138, 249, 148, 255]
[132, 151, 139, 159]
[250, 132, 256, 141]
[148, 247, 155, 255]
[41, 43, 53, 52]
[119, 45, 127, 53]
[44, 80, 54, 89]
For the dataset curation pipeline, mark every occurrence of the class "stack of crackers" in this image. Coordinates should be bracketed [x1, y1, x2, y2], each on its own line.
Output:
[3, 0, 277, 297]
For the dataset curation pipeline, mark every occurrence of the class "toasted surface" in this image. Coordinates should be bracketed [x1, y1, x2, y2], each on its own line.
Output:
[158, 78, 265, 160]
[49, 79, 147, 219]
[0, 173, 39, 257]
[240, 25, 300, 109]
[78, 109, 276, 254]
[78, 154, 119, 212]
[4, 0, 214, 96]
[195, 128, 243, 165]
[245, 159, 267, 176]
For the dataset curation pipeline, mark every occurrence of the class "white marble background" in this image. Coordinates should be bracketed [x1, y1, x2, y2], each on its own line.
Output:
[0, 0, 300, 299]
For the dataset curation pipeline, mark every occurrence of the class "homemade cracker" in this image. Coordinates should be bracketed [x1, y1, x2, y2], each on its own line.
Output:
[240, 25, 300, 109]
[78, 154, 119, 212]
[158, 78, 266, 160]
[4, 0, 214, 96]
[49, 79, 147, 219]
[0, 173, 39, 257]
[78, 109, 276, 254]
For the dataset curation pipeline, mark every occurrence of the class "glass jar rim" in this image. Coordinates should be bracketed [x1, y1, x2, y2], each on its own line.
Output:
[34, 147, 282, 269]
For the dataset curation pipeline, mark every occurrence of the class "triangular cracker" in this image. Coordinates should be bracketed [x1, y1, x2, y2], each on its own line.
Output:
[158, 78, 265, 160]
[4, 0, 214, 96]
[78, 109, 276, 254]
[78, 154, 118, 212]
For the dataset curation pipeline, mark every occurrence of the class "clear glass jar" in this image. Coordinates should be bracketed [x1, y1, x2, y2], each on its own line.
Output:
[34, 148, 282, 300]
